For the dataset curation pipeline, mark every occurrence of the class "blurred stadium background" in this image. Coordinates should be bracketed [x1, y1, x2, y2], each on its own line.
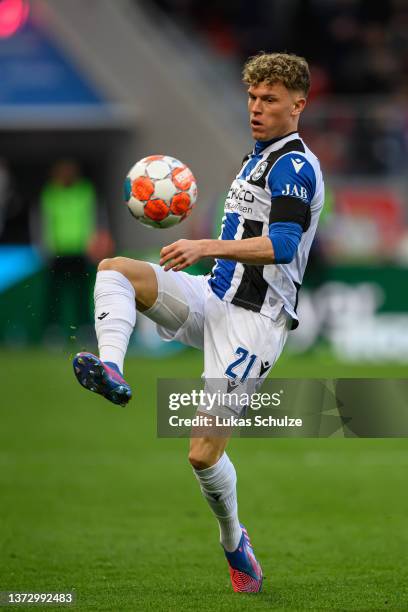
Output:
[2, 0, 408, 362]
[1, 1, 408, 610]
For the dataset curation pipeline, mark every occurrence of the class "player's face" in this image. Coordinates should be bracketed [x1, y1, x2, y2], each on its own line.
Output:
[247, 81, 306, 141]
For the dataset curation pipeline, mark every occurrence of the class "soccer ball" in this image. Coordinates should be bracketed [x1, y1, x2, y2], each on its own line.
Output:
[124, 155, 197, 228]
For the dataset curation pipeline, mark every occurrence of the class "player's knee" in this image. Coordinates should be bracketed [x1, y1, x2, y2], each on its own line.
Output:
[98, 257, 114, 272]
[97, 256, 128, 274]
[188, 450, 207, 470]
[188, 441, 222, 470]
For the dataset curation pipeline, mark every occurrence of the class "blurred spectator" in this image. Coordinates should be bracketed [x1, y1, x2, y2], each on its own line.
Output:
[0, 159, 27, 243]
[40, 159, 97, 339]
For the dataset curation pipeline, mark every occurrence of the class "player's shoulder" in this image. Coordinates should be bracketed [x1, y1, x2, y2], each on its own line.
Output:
[266, 137, 322, 203]
[269, 138, 322, 189]
[272, 138, 320, 173]
[298, 139, 323, 176]
[268, 144, 315, 181]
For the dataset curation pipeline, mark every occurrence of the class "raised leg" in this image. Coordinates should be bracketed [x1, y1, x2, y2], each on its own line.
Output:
[73, 257, 159, 406]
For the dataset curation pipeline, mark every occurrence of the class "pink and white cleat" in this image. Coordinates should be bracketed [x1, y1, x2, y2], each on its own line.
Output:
[223, 525, 263, 593]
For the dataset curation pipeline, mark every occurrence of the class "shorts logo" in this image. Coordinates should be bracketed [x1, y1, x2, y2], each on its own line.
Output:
[250, 161, 268, 181]
[259, 360, 271, 377]
[226, 379, 240, 393]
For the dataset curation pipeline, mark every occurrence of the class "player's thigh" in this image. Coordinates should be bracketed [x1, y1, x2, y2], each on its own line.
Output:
[203, 291, 289, 414]
[143, 263, 207, 348]
[98, 257, 158, 311]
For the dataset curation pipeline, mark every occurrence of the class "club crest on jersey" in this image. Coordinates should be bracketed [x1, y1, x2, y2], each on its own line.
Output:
[250, 161, 268, 182]
[282, 184, 308, 200]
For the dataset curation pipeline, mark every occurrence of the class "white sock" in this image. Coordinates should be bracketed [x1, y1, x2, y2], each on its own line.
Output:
[193, 453, 242, 552]
[94, 270, 136, 374]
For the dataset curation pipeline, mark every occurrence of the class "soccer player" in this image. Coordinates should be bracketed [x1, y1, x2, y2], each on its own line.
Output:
[73, 52, 324, 593]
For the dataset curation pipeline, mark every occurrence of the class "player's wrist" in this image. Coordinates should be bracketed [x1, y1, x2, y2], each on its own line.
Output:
[199, 239, 213, 258]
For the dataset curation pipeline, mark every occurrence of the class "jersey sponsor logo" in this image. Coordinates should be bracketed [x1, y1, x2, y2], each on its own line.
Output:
[291, 158, 305, 174]
[250, 160, 268, 181]
[281, 184, 308, 200]
[225, 200, 253, 215]
[226, 184, 254, 215]
[228, 184, 255, 204]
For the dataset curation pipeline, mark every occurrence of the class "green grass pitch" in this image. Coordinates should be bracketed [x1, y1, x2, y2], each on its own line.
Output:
[1, 349, 407, 611]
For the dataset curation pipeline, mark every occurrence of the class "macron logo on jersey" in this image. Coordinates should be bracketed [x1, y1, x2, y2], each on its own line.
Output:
[291, 158, 305, 174]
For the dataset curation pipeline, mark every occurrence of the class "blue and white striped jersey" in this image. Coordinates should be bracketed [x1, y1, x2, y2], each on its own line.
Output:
[209, 131, 324, 328]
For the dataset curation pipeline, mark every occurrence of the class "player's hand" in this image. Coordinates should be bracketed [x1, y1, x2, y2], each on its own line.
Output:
[160, 239, 206, 271]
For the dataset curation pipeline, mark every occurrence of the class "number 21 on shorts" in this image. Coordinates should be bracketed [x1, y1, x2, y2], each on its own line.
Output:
[225, 346, 257, 383]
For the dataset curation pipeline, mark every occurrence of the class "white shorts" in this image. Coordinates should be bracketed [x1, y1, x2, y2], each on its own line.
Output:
[144, 263, 289, 416]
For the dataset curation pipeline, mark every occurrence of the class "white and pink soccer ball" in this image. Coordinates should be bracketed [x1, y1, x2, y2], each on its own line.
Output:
[124, 155, 198, 228]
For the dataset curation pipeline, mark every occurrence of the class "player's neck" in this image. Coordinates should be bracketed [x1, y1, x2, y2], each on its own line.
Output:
[254, 130, 298, 154]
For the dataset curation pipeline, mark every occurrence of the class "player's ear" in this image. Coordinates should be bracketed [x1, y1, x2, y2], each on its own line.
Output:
[291, 95, 306, 117]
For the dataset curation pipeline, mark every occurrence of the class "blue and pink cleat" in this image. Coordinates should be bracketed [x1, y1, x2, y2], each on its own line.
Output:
[224, 525, 263, 593]
[72, 352, 132, 407]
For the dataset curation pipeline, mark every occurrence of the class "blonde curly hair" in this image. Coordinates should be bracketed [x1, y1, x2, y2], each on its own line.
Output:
[242, 52, 310, 96]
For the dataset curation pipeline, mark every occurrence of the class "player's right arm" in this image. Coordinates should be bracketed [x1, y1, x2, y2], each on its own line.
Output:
[161, 153, 317, 272]
[159, 229, 300, 271]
